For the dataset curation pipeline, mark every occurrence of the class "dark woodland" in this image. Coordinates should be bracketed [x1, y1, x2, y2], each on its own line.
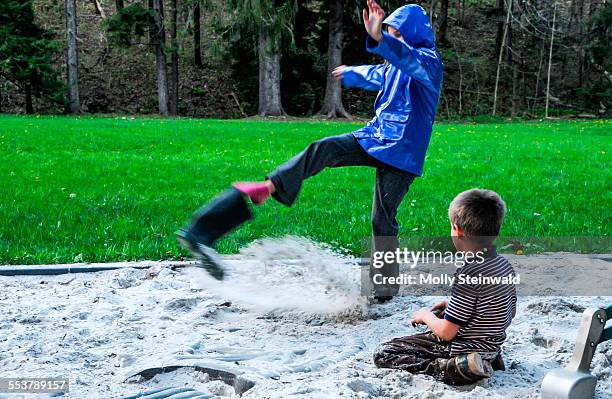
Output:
[0, 0, 610, 119]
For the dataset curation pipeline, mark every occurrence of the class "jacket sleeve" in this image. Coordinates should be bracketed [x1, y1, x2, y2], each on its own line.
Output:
[366, 31, 439, 93]
[341, 64, 385, 91]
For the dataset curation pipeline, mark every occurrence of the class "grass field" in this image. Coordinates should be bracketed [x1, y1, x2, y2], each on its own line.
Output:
[0, 115, 610, 264]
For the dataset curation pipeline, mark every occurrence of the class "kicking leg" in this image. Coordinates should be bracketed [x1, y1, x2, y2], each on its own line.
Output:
[177, 134, 376, 279]
[238, 134, 377, 207]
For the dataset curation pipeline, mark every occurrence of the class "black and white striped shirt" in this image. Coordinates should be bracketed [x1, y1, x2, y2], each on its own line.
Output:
[444, 252, 517, 356]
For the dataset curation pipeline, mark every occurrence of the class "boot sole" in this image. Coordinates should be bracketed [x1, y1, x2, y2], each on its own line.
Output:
[176, 233, 226, 281]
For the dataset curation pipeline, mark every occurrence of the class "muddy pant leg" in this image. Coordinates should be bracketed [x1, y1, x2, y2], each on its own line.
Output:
[373, 333, 489, 385]
[370, 166, 416, 297]
[373, 332, 451, 376]
[267, 134, 377, 207]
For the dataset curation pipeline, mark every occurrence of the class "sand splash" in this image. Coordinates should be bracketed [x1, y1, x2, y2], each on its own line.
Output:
[185, 237, 367, 314]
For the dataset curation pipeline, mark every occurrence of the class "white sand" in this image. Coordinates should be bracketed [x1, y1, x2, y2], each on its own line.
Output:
[0, 238, 610, 398]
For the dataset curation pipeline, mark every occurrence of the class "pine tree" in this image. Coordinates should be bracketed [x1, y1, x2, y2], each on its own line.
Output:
[66, 0, 81, 113]
[0, 0, 65, 113]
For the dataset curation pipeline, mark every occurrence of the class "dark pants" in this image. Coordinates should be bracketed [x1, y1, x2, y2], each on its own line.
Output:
[267, 134, 416, 297]
[373, 332, 492, 385]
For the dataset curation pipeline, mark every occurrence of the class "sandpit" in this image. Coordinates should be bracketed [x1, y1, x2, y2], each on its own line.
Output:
[0, 238, 610, 398]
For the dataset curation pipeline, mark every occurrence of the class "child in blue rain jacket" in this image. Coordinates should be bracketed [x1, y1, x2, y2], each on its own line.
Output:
[177, 0, 444, 300]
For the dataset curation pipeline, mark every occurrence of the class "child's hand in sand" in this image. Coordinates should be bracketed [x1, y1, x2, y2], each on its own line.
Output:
[332, 65, 347, 80]
[363, 0, 385, 42]
[431, 300, 448, 317]
[410, 308, 432, 326]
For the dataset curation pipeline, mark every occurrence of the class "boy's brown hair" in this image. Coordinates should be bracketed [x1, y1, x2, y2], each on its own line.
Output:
[448, 189, 506, 239]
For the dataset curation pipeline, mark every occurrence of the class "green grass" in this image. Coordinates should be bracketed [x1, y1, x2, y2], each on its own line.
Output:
[0, 115, 610, 264]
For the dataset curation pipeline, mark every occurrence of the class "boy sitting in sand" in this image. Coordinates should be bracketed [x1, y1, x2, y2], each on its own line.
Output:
[374, 189, 517, 385]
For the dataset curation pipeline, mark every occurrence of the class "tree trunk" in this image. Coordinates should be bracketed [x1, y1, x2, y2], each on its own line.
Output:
[576, 0, 585, 88]
[493, 0, 504, 60]
[492, 0, 511, 116]
[429, 0, 437, 23]
[520, 52, 526, 113]
[545, 1, 557, 119]
[169, 0, 179, 115]
[152, 0, 169, 116]
[66, 0, 81, 114]
[115, 0, 124, 11]
[453, 43, 464, 115]
[258, 29, 283, 116]
[507, 4, 516, 118]
[318, 0, 350, 119]
[511, 62, 518, 118]
[148, 0, 154, 43]
[91, 0, 106, 18]
[193, 2, 202, 67]
[25, 85, 33, 114]
[532, 39, 545, 110]
[438, 0, 449, 45]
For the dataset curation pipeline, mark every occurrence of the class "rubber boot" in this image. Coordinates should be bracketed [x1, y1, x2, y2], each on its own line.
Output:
[442, 352, 491, 385]
[176, 187, 253, 280]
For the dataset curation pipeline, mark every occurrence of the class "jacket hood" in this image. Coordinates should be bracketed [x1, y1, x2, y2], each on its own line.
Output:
[383, 4, 435, 49]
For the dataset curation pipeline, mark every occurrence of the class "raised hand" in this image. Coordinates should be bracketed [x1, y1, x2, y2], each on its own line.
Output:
[362, 0, 385, 42]
[331, 65, 347, 80]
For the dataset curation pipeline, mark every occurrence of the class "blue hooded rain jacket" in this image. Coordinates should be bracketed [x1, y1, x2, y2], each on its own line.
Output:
[342, 4, 443, 176]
